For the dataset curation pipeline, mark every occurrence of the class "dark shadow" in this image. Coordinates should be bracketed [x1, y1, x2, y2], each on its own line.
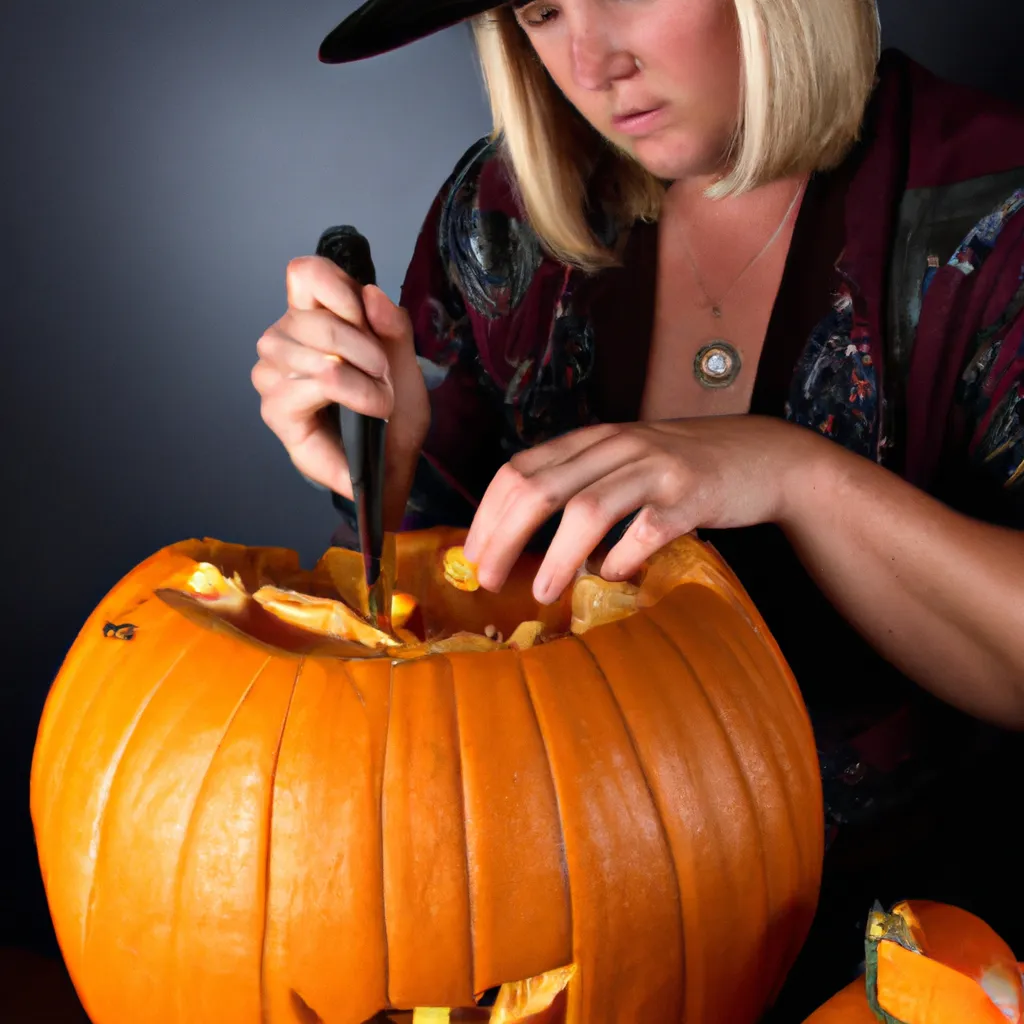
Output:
[0, 947, 91, 1023]
[291, 988, 325, 1024]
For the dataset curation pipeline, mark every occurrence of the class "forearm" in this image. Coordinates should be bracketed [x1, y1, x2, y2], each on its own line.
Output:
[779, 438, 1024, 727]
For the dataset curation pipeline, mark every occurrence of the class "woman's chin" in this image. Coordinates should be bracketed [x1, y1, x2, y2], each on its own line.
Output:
[625, 134, 721, 185]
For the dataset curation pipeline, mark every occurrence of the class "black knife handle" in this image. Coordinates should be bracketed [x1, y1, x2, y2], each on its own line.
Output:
[314, 225, 388, 565]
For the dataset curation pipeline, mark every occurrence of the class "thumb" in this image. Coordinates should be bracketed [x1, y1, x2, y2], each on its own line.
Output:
[363, 284, 412, 349]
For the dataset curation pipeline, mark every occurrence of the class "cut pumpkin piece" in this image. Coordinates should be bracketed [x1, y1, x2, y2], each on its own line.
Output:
[505, 620, 547, 650]
[252, 585, 401, 648]
[443, 546, 480, 592]
[181, 562, 249, 613]
[865, 900, 1023, 1024]
[404, 965, 575, 1024]
[389, 631, 503, 660]
[802, 900, 1024, 1023]
[569, 575, 640, 634]
[490, 964, 577, 1023]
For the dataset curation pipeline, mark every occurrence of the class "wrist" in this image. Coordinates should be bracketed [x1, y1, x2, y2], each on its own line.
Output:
[772, 425, 842, 531]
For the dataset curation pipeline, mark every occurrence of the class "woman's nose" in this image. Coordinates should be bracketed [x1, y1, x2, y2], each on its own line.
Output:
[570, 28, 639, 91]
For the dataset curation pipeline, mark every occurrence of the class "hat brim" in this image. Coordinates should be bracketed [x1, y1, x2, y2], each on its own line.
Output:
[319, 0, 504, 64]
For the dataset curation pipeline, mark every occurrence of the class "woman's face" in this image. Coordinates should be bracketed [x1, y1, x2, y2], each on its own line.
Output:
[512, 0, 743, 182]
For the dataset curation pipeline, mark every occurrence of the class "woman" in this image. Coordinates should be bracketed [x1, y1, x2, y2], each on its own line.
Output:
[253, 0, 1024, 1014]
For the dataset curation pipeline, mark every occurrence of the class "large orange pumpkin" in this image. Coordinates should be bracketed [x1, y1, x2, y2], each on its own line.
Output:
[802, 900, 1024, 1023]
[30, 527, 823, 1023]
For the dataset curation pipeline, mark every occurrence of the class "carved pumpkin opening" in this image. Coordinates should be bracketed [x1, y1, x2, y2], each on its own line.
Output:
[152, 528, 659, 660]
[358, 963, 575, 1022]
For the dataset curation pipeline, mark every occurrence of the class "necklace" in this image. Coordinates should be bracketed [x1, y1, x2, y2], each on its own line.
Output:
[683, 180, 806, 389]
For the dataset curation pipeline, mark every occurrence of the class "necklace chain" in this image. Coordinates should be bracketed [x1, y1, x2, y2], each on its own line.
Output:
[681, 180, 806, 318]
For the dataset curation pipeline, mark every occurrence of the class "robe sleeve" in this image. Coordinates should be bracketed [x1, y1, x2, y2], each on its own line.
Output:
[957, 201, 1024, 528]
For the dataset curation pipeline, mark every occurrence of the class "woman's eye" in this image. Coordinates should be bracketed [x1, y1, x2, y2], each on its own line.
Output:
[519, 4, 559, 26]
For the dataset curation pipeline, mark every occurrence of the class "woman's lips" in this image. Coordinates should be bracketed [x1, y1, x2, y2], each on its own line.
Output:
[611, 105, 667, 136]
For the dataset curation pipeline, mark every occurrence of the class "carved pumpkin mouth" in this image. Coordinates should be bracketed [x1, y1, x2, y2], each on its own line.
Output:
[153, 528, 653, 659]
[355, 962, 575, 1023]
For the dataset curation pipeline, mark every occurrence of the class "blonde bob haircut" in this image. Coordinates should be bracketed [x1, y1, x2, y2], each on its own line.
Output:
[470, 0, 882, 272]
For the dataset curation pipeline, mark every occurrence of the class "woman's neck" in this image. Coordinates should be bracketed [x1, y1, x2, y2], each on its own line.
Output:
[661, 171, 809, 230]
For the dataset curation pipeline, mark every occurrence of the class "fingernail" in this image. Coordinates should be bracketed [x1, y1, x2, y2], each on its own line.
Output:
[533, 571, 552, 604]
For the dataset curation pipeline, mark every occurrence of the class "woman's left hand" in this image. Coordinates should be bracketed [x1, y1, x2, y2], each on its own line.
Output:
[461, 415, 824, 603]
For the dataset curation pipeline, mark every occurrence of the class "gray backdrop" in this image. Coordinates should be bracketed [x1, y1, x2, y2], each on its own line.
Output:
[2, 0, 1022, 956]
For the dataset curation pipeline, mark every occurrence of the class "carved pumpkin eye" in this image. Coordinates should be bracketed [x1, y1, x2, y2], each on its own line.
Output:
[31, 527, 823, 1023]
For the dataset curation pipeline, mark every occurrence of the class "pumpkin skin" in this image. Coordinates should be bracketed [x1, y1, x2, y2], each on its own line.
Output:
[30, 527, 823, 1024]
[802, 900, 1024, 1023]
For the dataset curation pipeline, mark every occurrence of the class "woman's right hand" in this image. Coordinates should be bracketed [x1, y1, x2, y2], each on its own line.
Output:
[252, 254, 430, 527]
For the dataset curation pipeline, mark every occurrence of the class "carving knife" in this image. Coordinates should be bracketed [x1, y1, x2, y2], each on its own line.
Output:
[314, 224, 392, 634]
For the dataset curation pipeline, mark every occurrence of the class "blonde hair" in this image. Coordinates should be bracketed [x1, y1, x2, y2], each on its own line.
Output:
[470, 0, 881, 272]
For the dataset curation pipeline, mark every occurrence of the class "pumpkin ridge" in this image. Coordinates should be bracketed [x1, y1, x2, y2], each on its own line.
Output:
[721, 616, 825, 970]
[707, 616, 807, 986]
[38, 603, 182, 857]
[81, 632, 203, 956]
[575, 625, 688, 996]
[170, 655, 271, 1020]
[642, 607, 773, 1016]
[258, 655, 304, 1020]
[447, 654, 479, 1002]
[514, 651, 575, 995]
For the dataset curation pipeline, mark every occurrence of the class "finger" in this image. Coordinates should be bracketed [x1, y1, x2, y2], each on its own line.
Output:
[251, 357, 284, 398]
[468, 431, 645, 593]
[504, 422, 621, 478]
[462, 424, 629, 563]
[258, 376, 335, 445]
[461, 461, 528, 566]
[260, 311, 389, 377]
[258, 377, 355, 498]
[270, 355, 392, 421]
[256, 333, 344, 382]
[260, 346, 393, 432]
[285, 425, 354, 500]
[285, 254, 368, 328]
[600, 503, 697, 583]
[363, 284, 412, 353]
[531, 463, 660, 603]
[319, 358, 394, 420]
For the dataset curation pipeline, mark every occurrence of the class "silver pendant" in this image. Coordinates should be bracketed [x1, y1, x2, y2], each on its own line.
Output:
[693, 340, 742, 389]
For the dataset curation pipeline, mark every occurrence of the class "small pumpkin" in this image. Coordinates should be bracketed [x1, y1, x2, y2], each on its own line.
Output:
[803, 900, 1024, 1023]
[31, 527, 823, 1023]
